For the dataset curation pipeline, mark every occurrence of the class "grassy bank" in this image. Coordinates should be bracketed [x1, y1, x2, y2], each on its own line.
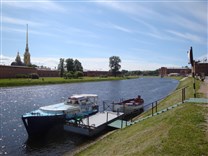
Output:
[136, 77, 201, 119]
[74, 77, 208, 156]
[76, 103, 208, 156]
[0, 76, 138, 87]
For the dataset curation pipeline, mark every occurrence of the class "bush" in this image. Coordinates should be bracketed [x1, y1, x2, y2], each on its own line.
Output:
[30, 73, 39, 79]
[74, 71, 84, 78]
[99, 75, 108, 78]
[67, 72, 73, 79]
[63, 71, 83, 79]
[64, 71, 74, 79]
[15, 74, 28, 78]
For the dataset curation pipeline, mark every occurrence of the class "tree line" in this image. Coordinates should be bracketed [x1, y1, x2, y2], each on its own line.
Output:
[58, 56, 159, 78]
[58, 58, 84, 78]
[57, 56, 122, 78]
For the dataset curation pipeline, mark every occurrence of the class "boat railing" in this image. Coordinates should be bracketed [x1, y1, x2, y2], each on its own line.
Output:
[27, 111, 64, 117]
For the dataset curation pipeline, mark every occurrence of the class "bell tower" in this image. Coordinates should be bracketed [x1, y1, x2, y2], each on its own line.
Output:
[24, 24, 31, 66]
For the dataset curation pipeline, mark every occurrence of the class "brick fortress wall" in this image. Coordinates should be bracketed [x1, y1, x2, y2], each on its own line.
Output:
[0, 65, 60, 78]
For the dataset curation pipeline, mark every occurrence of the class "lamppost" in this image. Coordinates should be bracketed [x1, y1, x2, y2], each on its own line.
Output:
[188, 46, 196, 98]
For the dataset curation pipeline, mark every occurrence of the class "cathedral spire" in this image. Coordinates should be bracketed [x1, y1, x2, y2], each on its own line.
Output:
[26, 24, 29, 52]
[24, 24, 31, 66]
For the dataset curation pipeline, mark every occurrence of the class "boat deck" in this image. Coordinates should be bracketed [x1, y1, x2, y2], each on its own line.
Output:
[82, 111, 122, 127]
[64, 111, 124, 136]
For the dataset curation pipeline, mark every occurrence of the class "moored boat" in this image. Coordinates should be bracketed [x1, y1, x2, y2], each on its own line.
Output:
[22, 94, 99, 137]
[113, 95, 144, 115]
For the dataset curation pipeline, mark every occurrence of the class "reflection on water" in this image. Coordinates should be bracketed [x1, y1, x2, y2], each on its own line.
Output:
[0, 78, 178, 155]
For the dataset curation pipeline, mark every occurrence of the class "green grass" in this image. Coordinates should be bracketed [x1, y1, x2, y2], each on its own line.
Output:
[76, 103, 208, 156]
[74, 77, 208, 156]
[0, 76, 138, 87]
[137, 77, 201, 118]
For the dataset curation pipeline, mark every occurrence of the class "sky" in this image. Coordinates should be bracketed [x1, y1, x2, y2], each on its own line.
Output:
[0, 0, 207, 71]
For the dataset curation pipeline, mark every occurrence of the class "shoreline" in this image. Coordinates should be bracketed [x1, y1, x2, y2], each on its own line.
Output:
[64, 130, 117, 156]
[0, 76, 181, 88]
[68, 77, 207, 156]
[0, 76, 139, 88]
[64, 77, 184, 156]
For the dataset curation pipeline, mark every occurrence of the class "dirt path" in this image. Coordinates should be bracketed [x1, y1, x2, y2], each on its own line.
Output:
[198, 76, 208, 143]
[198, 76, 208, 98]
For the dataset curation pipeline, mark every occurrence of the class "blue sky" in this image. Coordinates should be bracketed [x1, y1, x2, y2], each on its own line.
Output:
[1, 0, 207, 70]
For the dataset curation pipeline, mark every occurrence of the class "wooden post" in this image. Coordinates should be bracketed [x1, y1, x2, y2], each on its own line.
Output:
[152, 102, 154, 116]
[184, 87, 186, 100]
[155, 101, 157, 112]
[182, 88, 184, 103]
[182, 88, 186, 103]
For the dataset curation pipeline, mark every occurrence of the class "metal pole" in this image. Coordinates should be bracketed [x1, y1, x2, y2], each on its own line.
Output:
[192, 60, 196, 98]
[123, 103, 125, 114]
[87, 116, 89, 127]
[106, 112, 108, 122]
[117, 109, 119, 116]
[183, 88, 185, 102]
[193, 75, 196, 98]
[103, 101, 105, 112]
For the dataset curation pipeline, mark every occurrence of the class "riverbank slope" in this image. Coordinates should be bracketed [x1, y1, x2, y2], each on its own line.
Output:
[0, 76, 138, 87]
[72, 77, 208, 156]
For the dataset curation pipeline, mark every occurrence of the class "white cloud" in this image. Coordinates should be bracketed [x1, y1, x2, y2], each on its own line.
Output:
[0, 54, 59, 69]
[95, 1, 157, 19]
[169, 15, 206, 34]
[196, 53, 208, 63]
[111, 24, 132, 33]
[96, 21, 132, 33]
[163, 2, 206, 24]
[3, 0, 67, 13]
[0, 54, 181, 71]
[66, 40, 104, 49]
[2, 16, 44, 26]
[0, 54, 14, 65]
[166, 30, 206, 44]
[121, 58, 180, 71]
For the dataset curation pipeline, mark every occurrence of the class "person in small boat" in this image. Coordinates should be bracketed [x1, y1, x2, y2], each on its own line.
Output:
[134, 95, 143, 104]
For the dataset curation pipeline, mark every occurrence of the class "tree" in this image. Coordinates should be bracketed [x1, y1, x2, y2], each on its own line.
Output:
[121, 70, 128, 76]
[109, 56, 121, 77]
[74, 71, 84, 78]
[58, 58, 65, 77]
[65, 58, 74, 72]
[63, 71, 73, 79]
[74, 59, 83, 72]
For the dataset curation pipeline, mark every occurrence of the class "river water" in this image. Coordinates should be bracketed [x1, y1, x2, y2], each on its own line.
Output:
[0, 78, 178, 155]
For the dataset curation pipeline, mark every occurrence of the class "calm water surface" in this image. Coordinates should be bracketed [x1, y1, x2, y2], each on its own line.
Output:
[0, 78, 178, 155]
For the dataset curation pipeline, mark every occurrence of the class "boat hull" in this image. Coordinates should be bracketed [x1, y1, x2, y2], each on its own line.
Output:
[22, 110, 98, 138]
[22, 114, 65, 138]
[113, 104, 143, 114]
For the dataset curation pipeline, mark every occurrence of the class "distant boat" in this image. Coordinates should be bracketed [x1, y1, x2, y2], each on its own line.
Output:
[113, 95, 144, 115]
[22, 94, 99, 137]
